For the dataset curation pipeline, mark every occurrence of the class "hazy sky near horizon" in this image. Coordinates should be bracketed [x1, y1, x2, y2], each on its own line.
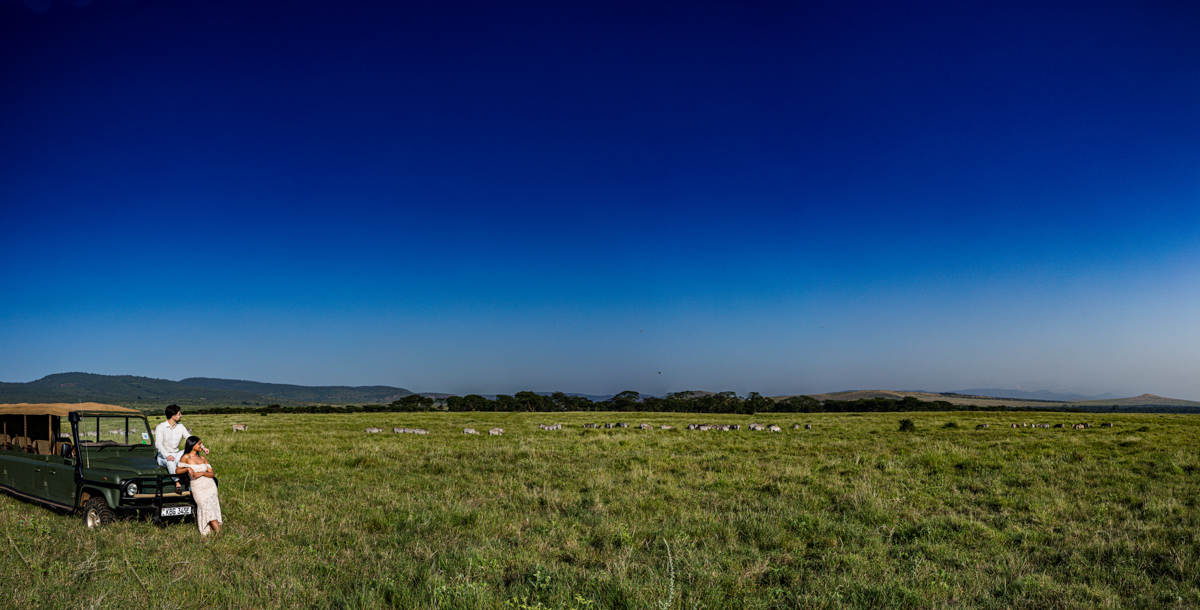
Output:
[2, 0, 1199, 399]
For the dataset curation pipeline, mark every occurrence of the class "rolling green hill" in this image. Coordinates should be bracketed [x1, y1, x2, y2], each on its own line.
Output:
[0, 373, 415, 408]
[0, 373, 285, 407]
[178, 377, 413, 403]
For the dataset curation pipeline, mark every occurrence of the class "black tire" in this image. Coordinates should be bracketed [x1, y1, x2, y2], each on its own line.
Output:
[82, 496, 116, 529]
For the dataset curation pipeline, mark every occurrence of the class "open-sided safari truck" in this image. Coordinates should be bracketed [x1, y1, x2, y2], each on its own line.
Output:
[0, 403, 197, 527]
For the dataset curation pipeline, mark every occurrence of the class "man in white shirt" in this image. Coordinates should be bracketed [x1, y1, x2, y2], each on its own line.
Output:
[154, 405, 190, 473]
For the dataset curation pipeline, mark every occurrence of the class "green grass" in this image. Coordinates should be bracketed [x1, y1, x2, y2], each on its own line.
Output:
[3, 412, 1199, 609]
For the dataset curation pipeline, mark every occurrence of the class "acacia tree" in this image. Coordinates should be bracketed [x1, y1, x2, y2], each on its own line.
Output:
[391, 394, 434, 411]
[515, 391, 547, 412]
[775, 395, 821, 413]
[462, 394, 490, 411]
[549, 392, 581, 411]
[568, 395, 596, 411]
[608, 390, 641, 411]
[493, 395, 516, 411]
[744, 392, 773, 415]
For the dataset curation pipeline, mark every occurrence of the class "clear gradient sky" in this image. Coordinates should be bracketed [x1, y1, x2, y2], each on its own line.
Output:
[2, 0, 1199, 399]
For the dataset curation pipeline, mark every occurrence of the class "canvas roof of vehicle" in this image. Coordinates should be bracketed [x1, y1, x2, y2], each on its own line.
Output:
[0, 403, 141, 417]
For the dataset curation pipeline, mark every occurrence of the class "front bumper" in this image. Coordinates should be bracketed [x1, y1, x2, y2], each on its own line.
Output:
[113, 473, 205, 523]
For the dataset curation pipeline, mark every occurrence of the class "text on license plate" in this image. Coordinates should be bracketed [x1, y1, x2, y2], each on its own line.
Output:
[162, 506, 192, 517]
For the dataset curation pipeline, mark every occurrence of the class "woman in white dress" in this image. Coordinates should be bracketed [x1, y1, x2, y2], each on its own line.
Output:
[175, 436, 222, 535]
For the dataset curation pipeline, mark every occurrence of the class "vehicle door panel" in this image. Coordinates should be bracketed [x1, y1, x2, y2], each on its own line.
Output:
[43, 456, 77, 506]
[5, 453, 39, 497]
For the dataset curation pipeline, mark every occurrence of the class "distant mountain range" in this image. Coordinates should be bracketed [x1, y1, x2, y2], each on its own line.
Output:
[179, 378, 413, 403]
[3, 373, 1197, 412]
[0, 373, 413, 407]
[951, 388, 1122, 402]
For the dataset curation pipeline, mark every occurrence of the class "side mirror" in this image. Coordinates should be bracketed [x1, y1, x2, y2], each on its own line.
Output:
[60, 443, 74, 459]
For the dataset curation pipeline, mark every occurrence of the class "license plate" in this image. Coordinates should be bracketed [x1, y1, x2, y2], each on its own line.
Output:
[161, 506, 192, 517]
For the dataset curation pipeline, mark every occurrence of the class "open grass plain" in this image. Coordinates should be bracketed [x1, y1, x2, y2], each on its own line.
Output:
[2, 411, 1198, 609]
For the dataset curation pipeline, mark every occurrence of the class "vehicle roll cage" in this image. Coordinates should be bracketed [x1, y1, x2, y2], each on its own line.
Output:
[66, 411, 198, 517]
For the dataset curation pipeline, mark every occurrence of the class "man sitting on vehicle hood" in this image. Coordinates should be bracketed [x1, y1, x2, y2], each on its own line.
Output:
[154, 405, 190, 477]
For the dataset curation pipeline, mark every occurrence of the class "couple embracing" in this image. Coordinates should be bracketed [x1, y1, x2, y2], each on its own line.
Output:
[155, 405, 223, 535]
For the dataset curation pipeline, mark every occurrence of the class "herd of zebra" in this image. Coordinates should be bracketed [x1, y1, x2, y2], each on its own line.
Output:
[363, 427, 431, 435]
[354, 421, 1120, 436]
[974, 422, 1115, 430]
[358, 422, 819, 434]
[578, 422, 815, 432]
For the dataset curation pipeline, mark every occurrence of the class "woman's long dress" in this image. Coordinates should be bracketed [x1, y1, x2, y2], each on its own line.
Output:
[183, 462, 223, 535]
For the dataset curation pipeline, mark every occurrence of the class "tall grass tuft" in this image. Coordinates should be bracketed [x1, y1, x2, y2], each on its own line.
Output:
[656, 539, 675, 610]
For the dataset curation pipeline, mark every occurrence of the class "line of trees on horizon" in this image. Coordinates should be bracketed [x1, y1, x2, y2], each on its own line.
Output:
[179, 391, 1079, 416]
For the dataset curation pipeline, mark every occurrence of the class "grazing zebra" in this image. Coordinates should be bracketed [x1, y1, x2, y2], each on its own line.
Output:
[687, 424, 699, 430]
[805, 424, 812, 430]
[660, 425, 674, 430]
[365, 427, 383, 433]
[488, 427, 504, 436]
[748, 423, 765, 431]
[638, 424, 651, 429]
[1101, 423, 1113, 428]
[463, 428, 479, 435]
[231, 424, 249, 432]
[767, 425, 782, 432]
[975, 424, 989, 430]
[730, 424, 740, 430]
[583, 423, 597, 428]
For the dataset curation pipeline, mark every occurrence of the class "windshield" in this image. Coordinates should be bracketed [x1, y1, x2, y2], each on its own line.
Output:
[76, 415, 152, 446]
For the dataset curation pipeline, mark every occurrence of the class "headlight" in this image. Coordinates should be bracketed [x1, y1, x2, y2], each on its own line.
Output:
[125, 483, 138, 497]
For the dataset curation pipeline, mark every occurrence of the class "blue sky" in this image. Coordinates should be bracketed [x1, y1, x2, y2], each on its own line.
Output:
[2, 0, 1199, 398]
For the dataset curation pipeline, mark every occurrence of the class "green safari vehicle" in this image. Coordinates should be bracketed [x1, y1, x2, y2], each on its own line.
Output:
[0, 403, 199, 527]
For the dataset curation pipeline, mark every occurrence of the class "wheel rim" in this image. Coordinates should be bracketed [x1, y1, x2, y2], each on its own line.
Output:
[86, 508, 100, 528]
